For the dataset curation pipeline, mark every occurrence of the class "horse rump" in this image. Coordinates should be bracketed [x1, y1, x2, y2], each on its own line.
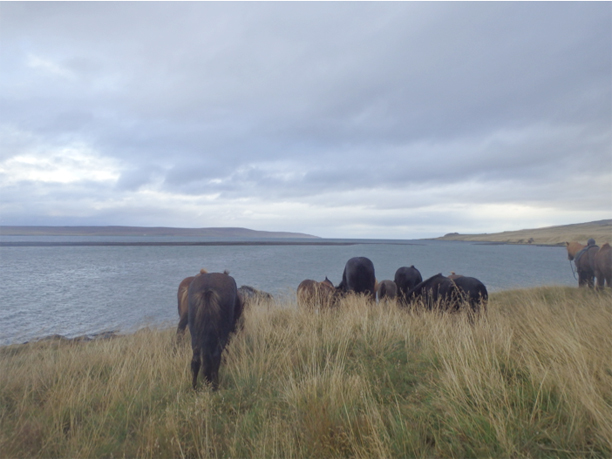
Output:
[376, 280, 398, 302]
[394, 266, 422, 305]
[403, 274, 460, 312]
[594, 243, 612, 288]
[451, 276, 488, 314]
[298, 279, 336, 310]
[337, 257, 376, 301]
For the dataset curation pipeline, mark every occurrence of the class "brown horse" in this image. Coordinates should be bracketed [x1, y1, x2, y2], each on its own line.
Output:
[177, 269, 207, 337]
[594, 243, 612, 288]
[188, 271, 244, 390]
[297, 277, 336, 310]
[566, 241, 599, 287]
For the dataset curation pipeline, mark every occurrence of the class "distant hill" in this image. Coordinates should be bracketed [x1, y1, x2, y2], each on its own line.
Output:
[0, 226, 320, 239]
[436, 220, 612, 245]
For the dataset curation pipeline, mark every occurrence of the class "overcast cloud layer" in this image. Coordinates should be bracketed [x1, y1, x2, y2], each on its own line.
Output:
[0, 2, 610, 238]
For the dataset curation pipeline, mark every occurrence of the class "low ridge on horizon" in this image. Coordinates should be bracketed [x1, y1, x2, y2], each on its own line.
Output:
[0, 225, 320, 239]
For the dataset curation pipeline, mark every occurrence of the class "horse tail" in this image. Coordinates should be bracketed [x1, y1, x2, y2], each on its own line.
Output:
[192, 289, 221, 331]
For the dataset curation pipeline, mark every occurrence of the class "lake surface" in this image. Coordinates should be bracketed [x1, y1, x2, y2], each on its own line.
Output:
[0, 236, 575, 345]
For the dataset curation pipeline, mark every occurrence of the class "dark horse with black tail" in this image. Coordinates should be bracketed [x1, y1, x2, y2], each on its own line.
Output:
[449, 275, 488, 314]
[188, 271, 244, 390]
[336, 257, 376, 301]
[403, 274, 460, 311]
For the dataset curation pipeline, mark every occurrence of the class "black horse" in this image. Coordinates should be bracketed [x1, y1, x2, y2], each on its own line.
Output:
[337, 257, 376, 300]
[394, 266, 423, 304]
[188, 271, 244, 390]
[403, 274, 459, 311]
[451, 276, 488, 314]
[237, 285, 273, 305]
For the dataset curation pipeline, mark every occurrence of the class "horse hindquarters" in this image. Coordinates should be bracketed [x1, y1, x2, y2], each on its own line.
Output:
[594, 244, 612, 288]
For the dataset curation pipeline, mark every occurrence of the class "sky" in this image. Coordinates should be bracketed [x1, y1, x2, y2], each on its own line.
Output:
[0, 2, 610, 239]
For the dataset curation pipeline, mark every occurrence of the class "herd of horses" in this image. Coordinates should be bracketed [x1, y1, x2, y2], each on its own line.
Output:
[565, 240, 612, 289]
[178, 241, 611, 391]
[177, 256, 489, 390]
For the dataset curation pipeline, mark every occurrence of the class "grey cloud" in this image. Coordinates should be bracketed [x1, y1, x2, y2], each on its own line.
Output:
[0, 2, 609, 237]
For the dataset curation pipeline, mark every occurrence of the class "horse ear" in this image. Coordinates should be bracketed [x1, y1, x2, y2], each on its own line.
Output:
[565, 242, 569, 247]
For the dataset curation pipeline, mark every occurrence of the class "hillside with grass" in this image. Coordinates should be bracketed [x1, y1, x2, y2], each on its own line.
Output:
[1, 288, 611, 458]
[437, 219, 612, 245]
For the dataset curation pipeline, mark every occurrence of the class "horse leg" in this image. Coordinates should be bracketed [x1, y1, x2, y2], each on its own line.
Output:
[173, 316, 189, 351]
[202, 348, 222, 391]
[210, 355, 222, 391]
[587, 274, 595, 288]
[595, 270, 604, 290]
[176, 312, 188, 336]
[191, 349, 201, 390]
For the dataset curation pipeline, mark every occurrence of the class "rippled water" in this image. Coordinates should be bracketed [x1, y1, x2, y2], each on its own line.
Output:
[0, 237, 574, 345]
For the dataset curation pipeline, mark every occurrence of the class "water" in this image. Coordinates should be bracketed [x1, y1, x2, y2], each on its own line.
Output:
[0, 237, 575, 345]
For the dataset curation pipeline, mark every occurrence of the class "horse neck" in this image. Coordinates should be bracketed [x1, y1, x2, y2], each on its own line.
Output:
[567, 242, 585, 259]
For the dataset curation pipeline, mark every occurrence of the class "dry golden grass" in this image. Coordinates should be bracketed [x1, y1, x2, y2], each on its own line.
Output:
[1, 287, 611, 458]
[437, 219, 612, 245]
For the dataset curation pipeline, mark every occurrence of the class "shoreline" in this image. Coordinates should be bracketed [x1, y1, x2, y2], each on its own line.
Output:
[0, 238, 568, 248]
[0, 240, 426, 248]
[3, 285, 590, 348]
[0, 241, 358, 247]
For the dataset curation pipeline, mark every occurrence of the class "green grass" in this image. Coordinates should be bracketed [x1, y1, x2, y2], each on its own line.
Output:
[1, 287, 611, 458]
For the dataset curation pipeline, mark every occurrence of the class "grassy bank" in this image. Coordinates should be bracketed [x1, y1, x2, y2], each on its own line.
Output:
[437, 219, 612, 245]
[1, 288, 611, 458]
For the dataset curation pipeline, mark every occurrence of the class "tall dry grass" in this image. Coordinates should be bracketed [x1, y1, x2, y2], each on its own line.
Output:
[1, 287, 611, 458]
